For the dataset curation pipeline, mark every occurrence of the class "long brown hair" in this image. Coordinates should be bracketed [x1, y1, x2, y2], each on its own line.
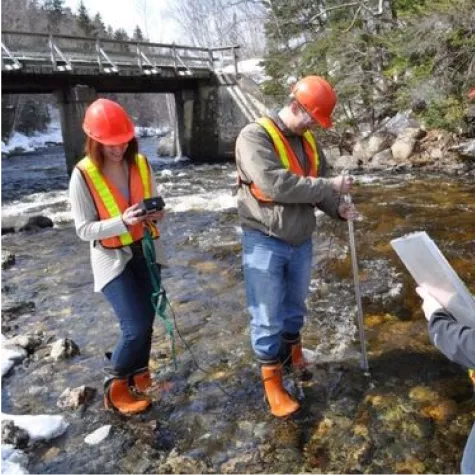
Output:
[85, 137, 139, 170]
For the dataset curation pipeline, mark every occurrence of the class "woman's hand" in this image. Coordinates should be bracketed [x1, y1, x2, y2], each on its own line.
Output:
[122, 203, 146, 226]
[145, 210, 165, 222]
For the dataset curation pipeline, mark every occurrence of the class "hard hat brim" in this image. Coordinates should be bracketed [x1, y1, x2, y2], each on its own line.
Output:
[312, 114, 333, 129]
[83, 128, 135, 146]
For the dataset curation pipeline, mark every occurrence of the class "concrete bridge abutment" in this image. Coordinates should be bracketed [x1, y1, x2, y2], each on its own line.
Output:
[173, 75, 268, 162]
[55, 85, 96, 175]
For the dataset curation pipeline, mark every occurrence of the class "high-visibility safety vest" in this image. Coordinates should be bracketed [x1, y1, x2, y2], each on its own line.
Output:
[241, 117, 321, 203]
[76, 154, 160, 249]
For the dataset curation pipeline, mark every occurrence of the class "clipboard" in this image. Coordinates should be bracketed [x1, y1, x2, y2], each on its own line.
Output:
[390, 231, 475, 327]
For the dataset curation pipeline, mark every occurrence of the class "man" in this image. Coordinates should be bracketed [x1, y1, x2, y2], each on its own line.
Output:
[235, 76, 357, 418]
[414, 87, 475, 474]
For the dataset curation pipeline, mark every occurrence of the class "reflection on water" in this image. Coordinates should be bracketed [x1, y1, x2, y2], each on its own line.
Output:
[2, 143, 474, 473]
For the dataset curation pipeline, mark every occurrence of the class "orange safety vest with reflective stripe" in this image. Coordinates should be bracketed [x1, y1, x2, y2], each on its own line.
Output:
[241, 117, 320, 203]
[76, 154, 160, 249]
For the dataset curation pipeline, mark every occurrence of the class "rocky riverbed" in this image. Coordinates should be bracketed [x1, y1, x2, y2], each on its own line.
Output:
[2, 141, 475, 473]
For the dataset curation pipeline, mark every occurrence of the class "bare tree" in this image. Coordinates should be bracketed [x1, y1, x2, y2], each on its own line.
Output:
[169, 0, 266, 56]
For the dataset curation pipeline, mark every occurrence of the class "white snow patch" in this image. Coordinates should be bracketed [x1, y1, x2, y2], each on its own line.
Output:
[1, 414, 69, 441]
[1, 445, 29, 474]
[2, 119, 63, 155]
[1, 336, 27, 376]
[220, 58, 270, 85]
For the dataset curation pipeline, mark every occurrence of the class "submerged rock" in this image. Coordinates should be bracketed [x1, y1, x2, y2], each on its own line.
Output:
[1, 420, 30, 449]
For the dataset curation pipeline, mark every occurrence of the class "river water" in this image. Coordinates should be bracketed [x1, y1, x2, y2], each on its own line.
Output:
[2, 138, 475, 474]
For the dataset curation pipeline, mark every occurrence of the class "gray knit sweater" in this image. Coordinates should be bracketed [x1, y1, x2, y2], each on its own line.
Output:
[69, 162, 168, 292]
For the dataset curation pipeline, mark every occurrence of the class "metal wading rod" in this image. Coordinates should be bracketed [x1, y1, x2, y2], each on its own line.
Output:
[344, 193, 370, 373]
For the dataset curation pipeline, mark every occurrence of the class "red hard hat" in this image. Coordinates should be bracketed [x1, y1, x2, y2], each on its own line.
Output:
[468, 87, 475, 100]
[292, 76, 337, 129]
[83, 98, 135, 146]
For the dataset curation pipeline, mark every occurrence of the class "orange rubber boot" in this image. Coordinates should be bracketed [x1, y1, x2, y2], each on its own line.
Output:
[104, 377, 151, 415]
[261, 364, 300, 418]
[291, 342, 307, 369]
[290, 342, 313, 381]
[132, 368, 152, 393]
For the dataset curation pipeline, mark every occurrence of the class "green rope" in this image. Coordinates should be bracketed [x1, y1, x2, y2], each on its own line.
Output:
[142, 228, 177, 369]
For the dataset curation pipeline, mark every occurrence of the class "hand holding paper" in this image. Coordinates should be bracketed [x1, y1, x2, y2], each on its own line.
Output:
[416, 286, 443, 321]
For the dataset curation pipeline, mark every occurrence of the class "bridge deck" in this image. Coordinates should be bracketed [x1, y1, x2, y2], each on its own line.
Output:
[2, 31, 239, 94]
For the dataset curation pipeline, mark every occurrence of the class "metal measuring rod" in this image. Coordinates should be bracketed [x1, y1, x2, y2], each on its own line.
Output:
[344, 192, 370, 373]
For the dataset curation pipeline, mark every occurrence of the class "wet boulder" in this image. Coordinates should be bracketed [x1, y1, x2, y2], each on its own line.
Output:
[57, 385, 97, 410]
[50, 338, 80, 361]
[7, 333, 42, 353]
[2, 250, 15, 270]
[3, 211, 54, 235]
[154, 448, 210, 474]
[19, 215, 53, 233]
[332, 155, 360, 171]
[381, 110, 420, 137]
[369, 149, 393, 170]
[1, 420, 30, 449]
[391, 127, 425, 162]
[157, 132, 175, 157]
[2, 301, 35, 321]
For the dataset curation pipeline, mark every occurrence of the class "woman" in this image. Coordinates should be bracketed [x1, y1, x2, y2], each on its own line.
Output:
[417, 287, 475, 474]
[69, 98, 167, 415]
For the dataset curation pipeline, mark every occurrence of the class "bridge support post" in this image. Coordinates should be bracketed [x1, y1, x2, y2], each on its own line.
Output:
[174, 85, 221, 162]
[55, 85, 96, 175]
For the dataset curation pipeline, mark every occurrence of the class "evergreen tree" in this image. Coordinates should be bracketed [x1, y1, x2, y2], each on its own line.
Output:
[92, 12, 107, 38]
[114, 28, 130, 53]
[133, 25, 145, 42]
[76, 0, 93, 36]
[16, 98, 51, 136]
[43, 0, 64, 33]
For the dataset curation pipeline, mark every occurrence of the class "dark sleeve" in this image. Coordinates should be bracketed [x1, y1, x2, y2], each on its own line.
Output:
[428, 310, 475, 368]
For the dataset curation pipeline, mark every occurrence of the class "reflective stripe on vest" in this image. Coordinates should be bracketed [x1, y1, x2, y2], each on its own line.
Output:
[77, 154, 159, 249]
[469, 369, 475, 385]
[136, 154, 152, 199]
[247, 117, 320, 203]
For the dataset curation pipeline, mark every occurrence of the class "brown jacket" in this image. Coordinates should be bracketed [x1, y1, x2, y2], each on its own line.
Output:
[235, 113, 341, 245]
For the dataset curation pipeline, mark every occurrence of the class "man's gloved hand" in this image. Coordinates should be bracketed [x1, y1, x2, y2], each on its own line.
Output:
[416, 286, 443, 321]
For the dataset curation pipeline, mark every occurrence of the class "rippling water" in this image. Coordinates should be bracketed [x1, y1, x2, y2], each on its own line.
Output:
[2, 140, 474, 474]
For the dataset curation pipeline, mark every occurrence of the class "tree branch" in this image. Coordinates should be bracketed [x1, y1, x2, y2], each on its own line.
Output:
[309, 2, 359, 23]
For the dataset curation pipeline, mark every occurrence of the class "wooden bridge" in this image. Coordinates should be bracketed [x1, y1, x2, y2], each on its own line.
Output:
[1, 31, 240, 94]
[1, 31, 261, 170]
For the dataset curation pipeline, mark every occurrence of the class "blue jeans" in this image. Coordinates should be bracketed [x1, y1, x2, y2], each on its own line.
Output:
[102, 254, 158, 376]
[242, 228, 313, 362]
[462, 422, 475, 474]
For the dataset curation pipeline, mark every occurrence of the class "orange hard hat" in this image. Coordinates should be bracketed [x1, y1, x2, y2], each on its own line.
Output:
[83, 98, 135, 146]
[291, 76, 337, 128]
[468, 87, 475, 100]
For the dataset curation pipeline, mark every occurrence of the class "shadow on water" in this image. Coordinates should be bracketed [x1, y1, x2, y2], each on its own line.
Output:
[2, 145, 475, 473]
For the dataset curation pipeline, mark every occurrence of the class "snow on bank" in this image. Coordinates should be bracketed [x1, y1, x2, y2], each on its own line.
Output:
[1, 121, 168, 156]
[221, 57, 270, 85]
[1, 128, 63, 155]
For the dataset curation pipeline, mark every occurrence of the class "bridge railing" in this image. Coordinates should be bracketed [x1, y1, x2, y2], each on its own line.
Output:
[2, 31, 240, 76]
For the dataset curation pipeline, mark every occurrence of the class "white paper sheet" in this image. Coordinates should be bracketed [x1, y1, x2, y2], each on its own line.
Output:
[390, 231, 475, 327]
